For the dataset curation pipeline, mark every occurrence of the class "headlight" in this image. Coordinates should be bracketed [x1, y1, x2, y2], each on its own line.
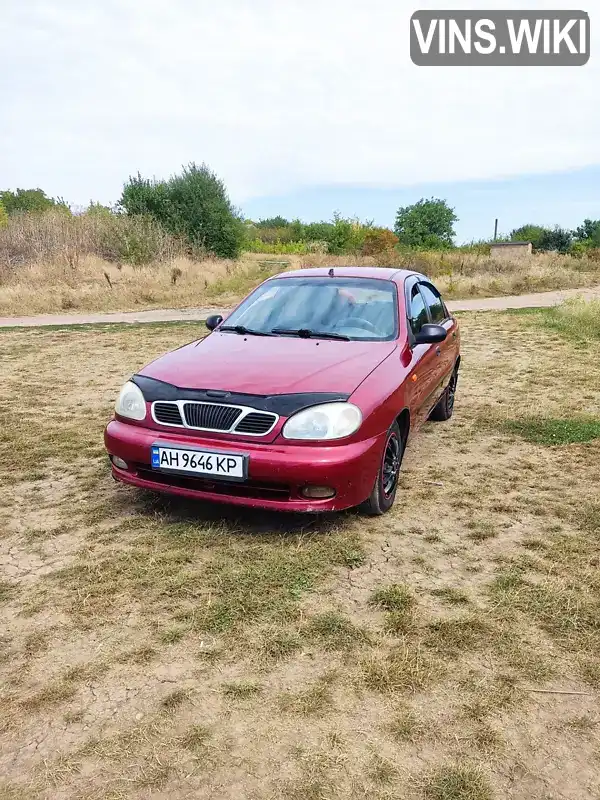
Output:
[282, 402, 362, 441]
[115, 381, 147, 421]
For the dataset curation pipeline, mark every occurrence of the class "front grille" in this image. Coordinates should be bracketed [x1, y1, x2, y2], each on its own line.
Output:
[234, 412, 277, 435]
[151, 400, 278, 436]
[183, 402, 242, 431]
[154, 402, 184, 426]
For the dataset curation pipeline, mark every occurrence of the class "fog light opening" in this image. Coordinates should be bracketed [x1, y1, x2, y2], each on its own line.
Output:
[111, 455, 129, 470]
[301, 485, 336, 500]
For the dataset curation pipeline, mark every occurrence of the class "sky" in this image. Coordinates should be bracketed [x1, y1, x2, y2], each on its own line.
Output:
[1, 0, 599, 243]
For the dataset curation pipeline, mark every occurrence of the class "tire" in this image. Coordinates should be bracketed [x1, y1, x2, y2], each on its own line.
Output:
[429, 365, 459, 422]
[360, 421, 405, 516]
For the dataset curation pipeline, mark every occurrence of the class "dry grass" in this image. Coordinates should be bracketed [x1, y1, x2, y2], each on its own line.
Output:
[1, 243, 600, 318]
[1, 304, 599, 798]
[0, 251, 283, 316]
[306, 250, 600, 299]
[387, 707, 425, 743]
[278, 674, 336, 715]
[530, 296, 600, 341]
[422, 764, 494, 800]
[0, 209, 183, 270]
[304, 611, 370, 651]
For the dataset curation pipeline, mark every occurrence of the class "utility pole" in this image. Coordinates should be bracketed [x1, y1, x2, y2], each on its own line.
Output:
[493, 219, 499, 241]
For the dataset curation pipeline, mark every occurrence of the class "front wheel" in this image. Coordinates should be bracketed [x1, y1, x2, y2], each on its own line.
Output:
[360, 421, 405, 516]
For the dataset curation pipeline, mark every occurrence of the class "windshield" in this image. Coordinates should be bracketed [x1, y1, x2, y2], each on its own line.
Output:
[223, 277, 399, 341]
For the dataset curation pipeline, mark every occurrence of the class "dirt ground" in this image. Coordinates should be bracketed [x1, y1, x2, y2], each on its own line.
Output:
[0, 311, 599, 800]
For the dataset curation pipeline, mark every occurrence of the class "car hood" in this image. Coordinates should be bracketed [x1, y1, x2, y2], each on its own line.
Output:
[139, 332, 398, 395]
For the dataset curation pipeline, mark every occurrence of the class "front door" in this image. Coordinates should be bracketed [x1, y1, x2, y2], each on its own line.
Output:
[405, 283, 444, 428]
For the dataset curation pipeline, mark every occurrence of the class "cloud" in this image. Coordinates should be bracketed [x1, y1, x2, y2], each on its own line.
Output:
[1, 0, 599, 206]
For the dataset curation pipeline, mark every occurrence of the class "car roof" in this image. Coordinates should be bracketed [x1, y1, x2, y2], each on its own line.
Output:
[271, 266, 424, 282]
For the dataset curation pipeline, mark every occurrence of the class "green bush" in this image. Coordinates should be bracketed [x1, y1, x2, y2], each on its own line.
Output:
[120, 163, 245, 259]
[573, 219, 600, 247]
[244, 238, 310, 255]
[250, 226, 297, 245]
[247, 213, 370, 255]
[510, 224, 572, 254]
[361, 228, 399, 255]
[537, 226, 572, 254]
[0, 187, 59, 215]
[570, 241, 588, 258]
[0, 202, 7, 228]
[326, 213, 356, 254]
[300, 213, 369, 254]
[256, 216, 290, 228]
[85, 201, 114, 217]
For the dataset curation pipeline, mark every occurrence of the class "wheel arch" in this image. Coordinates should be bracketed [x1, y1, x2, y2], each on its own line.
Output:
[395, 408, 411, 443]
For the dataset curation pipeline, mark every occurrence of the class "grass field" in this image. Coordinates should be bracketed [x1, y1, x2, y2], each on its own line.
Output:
[1, 305, 599, 799]
[1, 250, 600, 317]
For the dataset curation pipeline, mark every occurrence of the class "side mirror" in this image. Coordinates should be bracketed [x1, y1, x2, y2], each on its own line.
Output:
[206, 314, 223, 331]
[415, 323, 447, 345]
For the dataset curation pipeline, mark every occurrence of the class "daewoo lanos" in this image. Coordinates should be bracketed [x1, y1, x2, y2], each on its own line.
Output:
[104, 268, 460, 515]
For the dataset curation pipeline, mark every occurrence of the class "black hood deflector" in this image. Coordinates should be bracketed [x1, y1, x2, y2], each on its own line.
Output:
[132, 374, 350, 416]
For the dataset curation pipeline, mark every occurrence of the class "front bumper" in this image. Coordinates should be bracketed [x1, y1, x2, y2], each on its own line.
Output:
[104, 420, 384, 512]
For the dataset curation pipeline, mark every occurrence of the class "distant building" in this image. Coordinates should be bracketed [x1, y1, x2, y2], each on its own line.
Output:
[490, 241, 533, 259]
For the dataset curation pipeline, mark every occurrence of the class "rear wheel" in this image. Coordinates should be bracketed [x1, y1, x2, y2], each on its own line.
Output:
[429, 364, 459, 422]
[360, 421, 405, 516]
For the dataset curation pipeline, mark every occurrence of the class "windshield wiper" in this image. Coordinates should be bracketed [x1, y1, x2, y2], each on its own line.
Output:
[219, 325, 274, 337]
[271, 328, 350, 341]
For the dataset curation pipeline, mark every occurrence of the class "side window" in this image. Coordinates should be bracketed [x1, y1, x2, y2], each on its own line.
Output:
[419, 283, 448, 324]
[408, 285, 428, 336]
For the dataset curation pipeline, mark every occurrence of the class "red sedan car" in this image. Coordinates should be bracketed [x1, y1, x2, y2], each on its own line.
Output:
[105, 267, 460, 515]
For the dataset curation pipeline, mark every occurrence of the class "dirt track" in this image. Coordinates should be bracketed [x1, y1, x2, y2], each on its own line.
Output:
[1, 284, 599, 328]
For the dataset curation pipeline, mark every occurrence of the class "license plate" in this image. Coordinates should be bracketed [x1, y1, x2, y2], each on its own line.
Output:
[151, 445, 247, 480]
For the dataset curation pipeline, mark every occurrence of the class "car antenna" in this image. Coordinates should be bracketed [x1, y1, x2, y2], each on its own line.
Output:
[328, 268, 334, 277]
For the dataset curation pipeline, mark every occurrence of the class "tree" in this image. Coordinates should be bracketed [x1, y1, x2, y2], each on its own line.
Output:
[537, 226, 572, 254]
[510, 223, 572, 253]
[573, 219, 600, 247]
[120, 163, 245, 259]
[394, 198, 457, 249]
[509, 224, 547, 249]
[0, 188, 57, 215]
[0, 201, 7, 228]
[256, 216, 290, 228]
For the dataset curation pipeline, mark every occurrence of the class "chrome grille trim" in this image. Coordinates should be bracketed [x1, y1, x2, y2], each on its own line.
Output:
[153, 402, 185, 426]
[151, 400, 279, 437]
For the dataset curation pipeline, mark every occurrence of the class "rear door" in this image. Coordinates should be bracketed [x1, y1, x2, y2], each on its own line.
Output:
[418, 281, 458, 398]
